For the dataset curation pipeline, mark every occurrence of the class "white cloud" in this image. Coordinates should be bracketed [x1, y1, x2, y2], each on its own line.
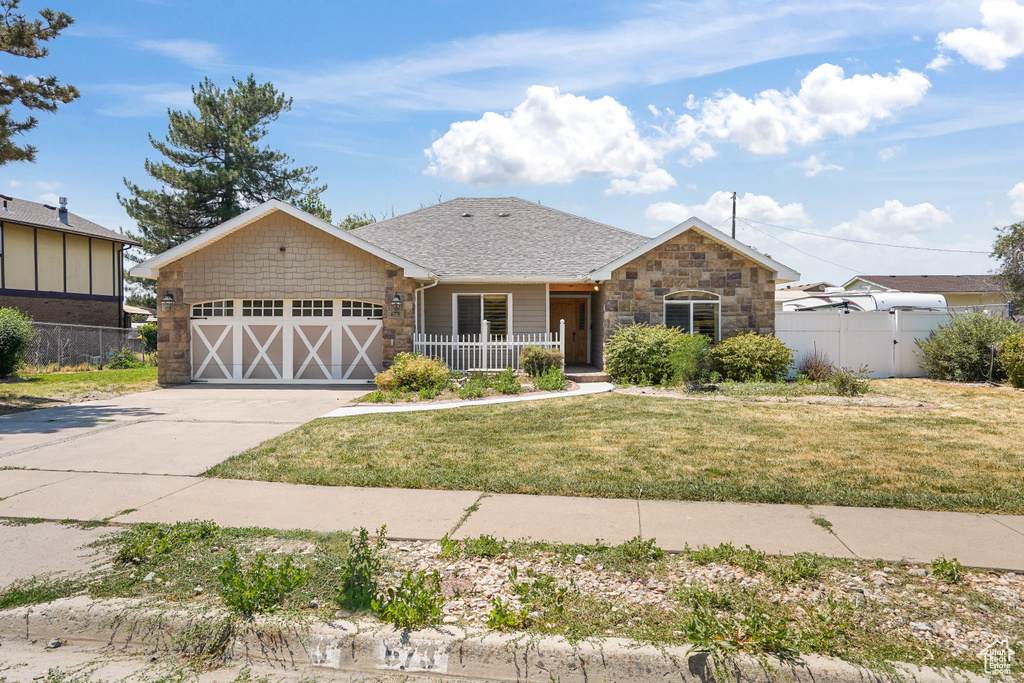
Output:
[425, 86, 671, 193]
[8, 180, 20, 188]
[877, 145, 906, 161]
[936, 0, 1024, 70]
[39, 192, 60, 205]
[34, 180, 62, 192]
[829, 200, 952, 244]
[926, 53, 953, 71]
[1009, 181, 1024, 217]
[92, 83, 193, 117]
[137, 39, 223, 68]
[646, 191, 810, 228]
[796, 153, 843, 177]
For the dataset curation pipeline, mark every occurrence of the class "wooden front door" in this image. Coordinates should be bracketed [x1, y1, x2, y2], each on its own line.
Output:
[550, 298, 588, 363]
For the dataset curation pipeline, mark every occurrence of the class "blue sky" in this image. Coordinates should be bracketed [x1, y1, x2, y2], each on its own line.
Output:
[3, 0, 1024, 284]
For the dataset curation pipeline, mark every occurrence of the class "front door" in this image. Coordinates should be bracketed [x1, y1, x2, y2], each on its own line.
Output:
[550, 297, 587, 363]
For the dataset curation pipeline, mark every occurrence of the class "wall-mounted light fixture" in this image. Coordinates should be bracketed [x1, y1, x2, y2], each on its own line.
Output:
[389, 293, 402, 317]
[160, 292, 176, 312]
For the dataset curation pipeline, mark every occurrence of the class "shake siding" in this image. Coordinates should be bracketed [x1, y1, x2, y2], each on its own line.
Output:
[422, 283, 548, 336]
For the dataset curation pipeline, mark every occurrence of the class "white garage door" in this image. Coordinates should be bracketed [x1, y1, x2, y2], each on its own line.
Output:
[189, 299, 383, 383]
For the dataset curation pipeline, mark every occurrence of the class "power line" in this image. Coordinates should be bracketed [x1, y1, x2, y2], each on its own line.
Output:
[739, 220, 861, 273]
[737, 216, 990, 254]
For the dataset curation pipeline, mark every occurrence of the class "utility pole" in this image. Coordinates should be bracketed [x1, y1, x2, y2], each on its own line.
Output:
[731, 191, 737, 239]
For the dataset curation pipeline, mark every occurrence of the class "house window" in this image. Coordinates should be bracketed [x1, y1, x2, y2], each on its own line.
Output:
[455, 294, 510, 338]
[664, 291, 720, 339]
[242, 299, 283, 317]
[292, 299, 334, 317]
[339, 300, 383, 318]
[191, 300, 234, 318]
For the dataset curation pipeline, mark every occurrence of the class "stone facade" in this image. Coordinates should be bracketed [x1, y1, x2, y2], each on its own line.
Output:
[157, 262, 190, 385]
[383, 270, 416, 366]
[602, 230, 776, 344]
[0, 293, 122, 327]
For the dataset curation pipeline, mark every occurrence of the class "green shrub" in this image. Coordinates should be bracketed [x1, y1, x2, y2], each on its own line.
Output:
[486, 597, 524, 630]
[373, 570, 444, 629]
[604, 324, 690, 385]
[138, 322, 158, 354]
[217, 548, 308, 615]
[616, 536, 664, 564]
[106, 347, 143, 369]
[668, 333, 712, 384]
[930, 556, 965, 584]
[0, 307, 35, 378]
[916, 312, 1020, 382]
[998, 332, 1024, 388]
[829, 365, 870, 397]
[494, 367, 522, 394]
[457, 377, 488, 399]
[335, 527, 387, 612]
[533, 366, 567, 391]
[711, 332, 793, 382]
[520, 345, 563, 377]
[374, 352, 451, 393]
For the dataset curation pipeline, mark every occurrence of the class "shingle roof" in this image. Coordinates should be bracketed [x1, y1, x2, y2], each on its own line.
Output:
[851, 275, 1005, 293]
[353, 197, 649, 279]
[0, 195, 138, 245]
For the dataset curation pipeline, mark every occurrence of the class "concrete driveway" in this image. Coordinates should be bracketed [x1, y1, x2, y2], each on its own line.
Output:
[0, 385, 366, 476]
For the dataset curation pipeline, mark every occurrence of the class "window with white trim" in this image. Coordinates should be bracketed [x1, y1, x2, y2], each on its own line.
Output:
[292, 299, 334, 317]
[191, 300, 234, 318]
[242, 299, 283, 317]
[664, 291, 720, 339]
[339, 300, 383, 318]
[455, 294, 509, 338]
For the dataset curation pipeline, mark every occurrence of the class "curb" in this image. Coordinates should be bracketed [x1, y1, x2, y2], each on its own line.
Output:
[0, 597, 987, 683]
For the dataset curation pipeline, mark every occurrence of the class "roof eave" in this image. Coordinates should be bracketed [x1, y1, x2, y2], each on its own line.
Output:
[0, 216, 140, 247]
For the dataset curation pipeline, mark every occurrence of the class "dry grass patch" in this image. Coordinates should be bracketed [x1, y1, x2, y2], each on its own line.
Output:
[207, 380, 1024, 513]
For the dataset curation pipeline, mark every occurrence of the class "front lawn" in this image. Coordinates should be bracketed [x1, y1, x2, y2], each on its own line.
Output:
[0, 367, 159, 415]
[206, 379, 1024, 514]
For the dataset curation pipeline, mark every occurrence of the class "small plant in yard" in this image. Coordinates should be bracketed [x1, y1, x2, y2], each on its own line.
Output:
[494, 367, 523, 395]
[335, 526, 388, 611]
[486, 596, 525, 630]
[532, 365, 567, 391]
[115, 520, 219, 565]
[797, 345, 833, 381]
[138, 322, 158, 354]
[711, 332, 793, 382]
[374, 352, 451, 393]
[828, 365, 871, 397]
[931, 556, 965, 584]
[916, 311, 1020, 382]
[998, 331, 1024, 388]
[520, 345, 563, 377]
[457, 376, 489, 399]
[106, 347, 144, 369]
[372, 569, 444, 629]
[604, 323, 690, 385]
[0, 307, 35, 378]
[616, 536, 664, 565]
[668, 333, 712, 386]
[217, 548, 308, 616]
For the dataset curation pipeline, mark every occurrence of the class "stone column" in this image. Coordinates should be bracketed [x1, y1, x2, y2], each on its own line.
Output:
[382, 267, 416, 368]
[156, 262, 191, 384]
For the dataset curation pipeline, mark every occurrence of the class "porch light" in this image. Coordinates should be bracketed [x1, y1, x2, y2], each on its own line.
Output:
[160, 292, 176, 312]
[389, 293, 402, 317]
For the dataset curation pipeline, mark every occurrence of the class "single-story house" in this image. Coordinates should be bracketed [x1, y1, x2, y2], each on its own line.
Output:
[0, 195, 138, 327]
[842, 275, 1009, 311]
[130, 197, 798, 384]
[774, 281, 836, 311]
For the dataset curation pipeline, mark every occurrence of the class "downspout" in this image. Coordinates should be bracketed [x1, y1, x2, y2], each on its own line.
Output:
[413, 277, 440, 336]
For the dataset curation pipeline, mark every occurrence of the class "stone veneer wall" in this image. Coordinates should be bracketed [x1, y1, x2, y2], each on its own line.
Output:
[383, 269, 416, 366]
[602, 230, 776, 347]
[157, 261, 189, 385]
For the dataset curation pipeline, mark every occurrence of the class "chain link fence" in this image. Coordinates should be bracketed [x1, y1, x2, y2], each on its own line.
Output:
[28, 322, 145, 367]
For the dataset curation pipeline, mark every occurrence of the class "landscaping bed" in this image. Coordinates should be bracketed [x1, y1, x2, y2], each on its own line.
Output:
[207, 379, 1024, 514]
[1, 520, 1019, 675]
[0, 367, 159, 416]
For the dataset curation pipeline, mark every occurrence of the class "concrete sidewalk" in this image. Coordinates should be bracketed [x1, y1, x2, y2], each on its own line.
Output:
[0, 469, 1021, 571]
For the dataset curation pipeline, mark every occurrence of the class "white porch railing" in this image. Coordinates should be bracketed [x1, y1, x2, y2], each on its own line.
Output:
[413, 319, 565, 371]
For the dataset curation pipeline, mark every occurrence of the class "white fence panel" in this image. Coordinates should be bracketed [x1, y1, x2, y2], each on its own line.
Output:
[776, 310, 951, 379]
[413, 320, 565, 372]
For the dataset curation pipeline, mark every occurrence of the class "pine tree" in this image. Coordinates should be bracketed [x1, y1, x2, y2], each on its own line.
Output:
[119, 75, 325, 258]
[0, 0, 79, 164]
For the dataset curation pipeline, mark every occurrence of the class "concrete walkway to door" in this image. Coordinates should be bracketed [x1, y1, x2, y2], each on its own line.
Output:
[0, 385, 364, 476]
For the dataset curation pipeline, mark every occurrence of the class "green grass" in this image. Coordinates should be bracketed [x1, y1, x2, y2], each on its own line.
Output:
[206, 379, 1024, 514]
[0, 367, 158, 415]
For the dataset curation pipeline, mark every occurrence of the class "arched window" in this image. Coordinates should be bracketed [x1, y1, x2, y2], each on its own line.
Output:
[664, 291, 720, 340]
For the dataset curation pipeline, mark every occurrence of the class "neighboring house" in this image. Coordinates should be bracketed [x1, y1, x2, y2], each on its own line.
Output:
[130, 197, 799, 385]
[842, 275, 1009, 310]
[0, 195, 138, 327]
[774, 281, 835, 311]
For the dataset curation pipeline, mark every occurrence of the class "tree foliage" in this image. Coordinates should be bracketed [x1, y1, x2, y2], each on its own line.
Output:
[118, 74, 325, 259]
[992, 221, 1024, 311]
[0, 0, 79, 164]
[294, 193, 332, 223]
[338, 211, 376, 231]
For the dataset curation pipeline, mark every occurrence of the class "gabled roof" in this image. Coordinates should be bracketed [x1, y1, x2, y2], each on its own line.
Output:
[353, 197, 649, 281]
[843, 274, 1005, 293]
[589, 217, 800, 283]
[0, 195, 138, 245]
[129, 199, 433, 279]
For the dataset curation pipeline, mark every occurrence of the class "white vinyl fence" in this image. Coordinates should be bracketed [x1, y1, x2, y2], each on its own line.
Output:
[414, 320, 565, 372]
[776, 310, 951, 378]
